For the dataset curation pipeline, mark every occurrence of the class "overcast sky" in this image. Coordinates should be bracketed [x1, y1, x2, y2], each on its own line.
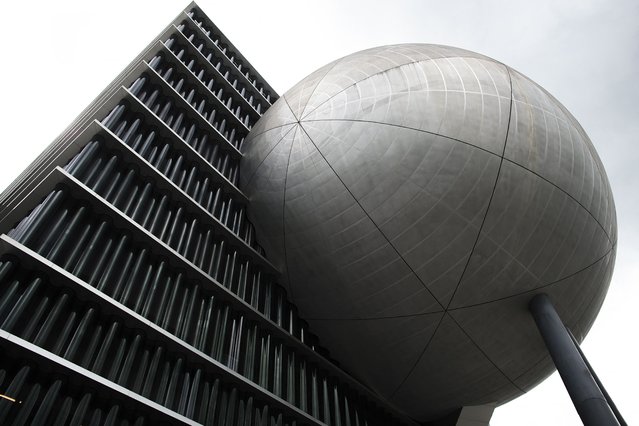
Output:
[0, 0, 636, 424]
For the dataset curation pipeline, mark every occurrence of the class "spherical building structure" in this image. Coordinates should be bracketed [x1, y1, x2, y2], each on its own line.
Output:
[241, 44, 616, 422]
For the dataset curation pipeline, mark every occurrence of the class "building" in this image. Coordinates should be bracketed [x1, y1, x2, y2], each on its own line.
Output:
[0, 3, 422, 425]
[0, 3, 623, 426]
[238, 42, 619, 425]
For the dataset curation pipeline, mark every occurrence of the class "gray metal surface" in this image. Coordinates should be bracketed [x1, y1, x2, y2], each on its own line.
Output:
[241, 44, 617, 422]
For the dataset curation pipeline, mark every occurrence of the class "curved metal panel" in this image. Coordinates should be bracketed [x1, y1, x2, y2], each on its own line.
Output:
[242, 43, 617, 422]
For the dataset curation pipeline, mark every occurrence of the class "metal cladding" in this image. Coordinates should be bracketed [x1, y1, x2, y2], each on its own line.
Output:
[241, 44, 617, 421]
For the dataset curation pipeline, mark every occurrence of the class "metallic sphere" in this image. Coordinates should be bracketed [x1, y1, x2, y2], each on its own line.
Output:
[241, 44, 616, 421]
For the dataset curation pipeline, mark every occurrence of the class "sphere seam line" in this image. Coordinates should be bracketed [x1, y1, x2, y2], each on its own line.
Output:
[245, 121, 298, 144]
[502, 157, 614, 245]
[297, 123, 446, 311]
[446, 312, 526, 393]
[447, 244, 615, 311]
[445, 65, 514, 310]
[281, 98, 299, 298]
[387, 312, 447, 399]
[305, 310, 445, 321]
[287, 58, 344, 120]
[299, 55, 508, 121]
[300, 118, 615, 284]
[243, 124, 297, 189]
[302, 117, 503, 158]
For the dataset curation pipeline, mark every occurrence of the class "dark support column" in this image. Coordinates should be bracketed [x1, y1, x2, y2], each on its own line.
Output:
[567, 330, 627, 426]
[529, 294, 619, 426]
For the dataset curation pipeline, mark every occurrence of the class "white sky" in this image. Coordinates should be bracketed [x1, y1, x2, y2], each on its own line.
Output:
[0, 1, 636, 424]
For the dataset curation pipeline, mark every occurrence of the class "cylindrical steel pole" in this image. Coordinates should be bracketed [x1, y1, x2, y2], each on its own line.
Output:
[567, 329, 627, 426]
[529, 293, 619, 426]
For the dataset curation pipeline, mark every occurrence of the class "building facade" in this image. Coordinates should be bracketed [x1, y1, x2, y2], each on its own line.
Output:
[0, 3, 422, 425]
